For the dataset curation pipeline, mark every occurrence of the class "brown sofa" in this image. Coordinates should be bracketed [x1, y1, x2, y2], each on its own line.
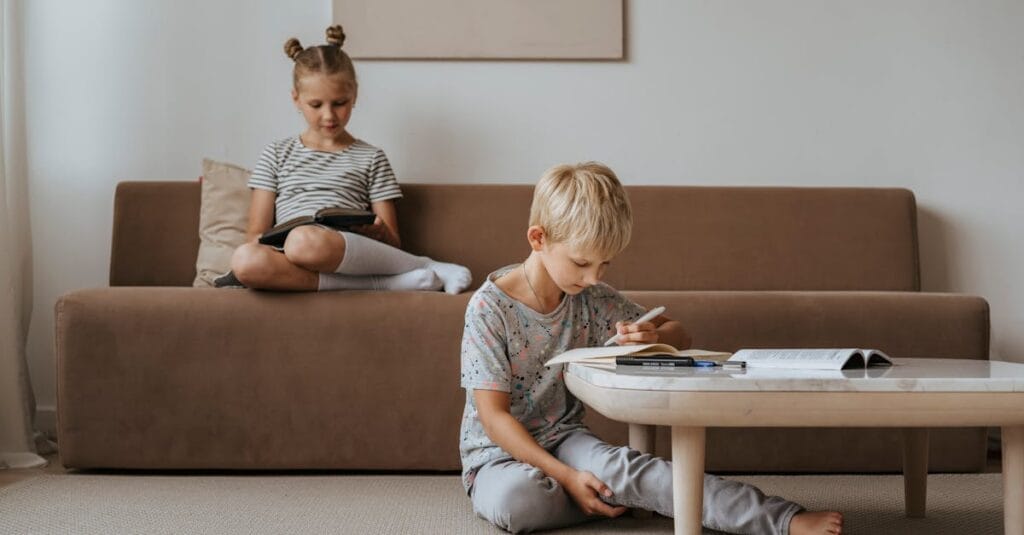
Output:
[56, 182, 990, 472]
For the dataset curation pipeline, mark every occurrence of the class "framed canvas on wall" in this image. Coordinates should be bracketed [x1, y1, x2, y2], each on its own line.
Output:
[333, 0, 623, 60]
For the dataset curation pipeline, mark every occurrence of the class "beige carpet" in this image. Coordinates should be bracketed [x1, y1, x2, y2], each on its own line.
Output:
[0, 473, 1003, 534]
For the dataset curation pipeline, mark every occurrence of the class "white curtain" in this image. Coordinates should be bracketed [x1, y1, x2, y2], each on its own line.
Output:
[0, 0, 44, 470]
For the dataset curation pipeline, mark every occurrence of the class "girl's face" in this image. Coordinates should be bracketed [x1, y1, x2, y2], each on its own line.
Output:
[292, 73, 357, 141]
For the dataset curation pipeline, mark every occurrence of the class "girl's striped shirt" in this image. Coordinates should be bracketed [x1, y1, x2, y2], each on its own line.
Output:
[248, 136, 402, 224]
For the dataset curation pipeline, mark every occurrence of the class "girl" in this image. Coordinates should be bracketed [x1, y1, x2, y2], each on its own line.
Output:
[224, 25, 471, 294]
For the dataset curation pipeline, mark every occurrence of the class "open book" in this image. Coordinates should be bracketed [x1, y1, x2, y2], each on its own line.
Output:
[727, 348, 893, 370]
[544, 344, 732, 370]
[258, 207, 376, 247]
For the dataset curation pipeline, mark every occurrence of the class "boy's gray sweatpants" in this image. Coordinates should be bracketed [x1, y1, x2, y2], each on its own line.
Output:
[470, 430, 803, 534]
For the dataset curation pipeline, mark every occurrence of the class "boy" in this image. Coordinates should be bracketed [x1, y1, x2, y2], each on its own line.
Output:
[459, 162, 843, 534]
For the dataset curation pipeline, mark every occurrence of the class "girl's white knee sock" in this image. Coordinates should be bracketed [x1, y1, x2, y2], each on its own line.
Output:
[335, 232, 472, 294]
[335, 231, 424, 274]
[317, 269, 442, 292]
[425, 259, 473, 294]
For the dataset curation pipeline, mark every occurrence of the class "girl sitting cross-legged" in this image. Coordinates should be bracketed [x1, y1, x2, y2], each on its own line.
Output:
[222, 24, 471, 294]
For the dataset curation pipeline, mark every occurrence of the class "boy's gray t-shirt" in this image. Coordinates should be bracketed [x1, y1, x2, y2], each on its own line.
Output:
[459, 264, 646, 492]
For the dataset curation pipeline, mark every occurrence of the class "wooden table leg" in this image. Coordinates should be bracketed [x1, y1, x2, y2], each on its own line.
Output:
[628, 424, 657, 518]
[1003, 426, 1024, 535]
[671, 426, 705, 535]
[901, 428, 929, 518]
[629, 423, 656, 453]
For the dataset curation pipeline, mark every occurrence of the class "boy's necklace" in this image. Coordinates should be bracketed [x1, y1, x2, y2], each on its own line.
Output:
[523, 261, 561, 311]
[522, 262, 544, 309]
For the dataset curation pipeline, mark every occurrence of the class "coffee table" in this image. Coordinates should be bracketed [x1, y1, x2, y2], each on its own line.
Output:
[564, 358, 1024, 535]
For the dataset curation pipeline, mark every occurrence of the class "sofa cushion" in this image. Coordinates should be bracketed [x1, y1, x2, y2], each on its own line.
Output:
[193, 159, 251, 287]
[56, 287, 988, 471]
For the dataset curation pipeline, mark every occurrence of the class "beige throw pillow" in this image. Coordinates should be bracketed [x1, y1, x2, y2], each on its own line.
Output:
[193, 158, 252, 287]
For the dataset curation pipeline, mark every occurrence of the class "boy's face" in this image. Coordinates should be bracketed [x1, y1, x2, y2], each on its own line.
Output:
[541, 241, 613, 296]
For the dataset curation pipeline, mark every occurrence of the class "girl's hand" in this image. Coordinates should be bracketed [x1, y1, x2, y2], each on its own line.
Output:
[562, 470, 627, 518]
[351, 216, 388, 243]
[614, 320, 659, 345]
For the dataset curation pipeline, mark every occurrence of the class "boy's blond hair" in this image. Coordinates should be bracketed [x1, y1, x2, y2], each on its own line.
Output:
[529, 162, 633, 258]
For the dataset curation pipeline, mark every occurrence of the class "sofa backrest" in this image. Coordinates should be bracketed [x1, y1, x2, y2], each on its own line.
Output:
[111, 181, 203, 287]
[110, 181, 920, 291]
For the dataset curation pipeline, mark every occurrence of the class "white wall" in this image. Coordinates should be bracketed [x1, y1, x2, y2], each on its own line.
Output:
[23, 0, 1024, 410]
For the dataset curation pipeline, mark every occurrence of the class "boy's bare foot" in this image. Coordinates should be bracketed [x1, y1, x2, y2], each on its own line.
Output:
[790, 511, 843, 535]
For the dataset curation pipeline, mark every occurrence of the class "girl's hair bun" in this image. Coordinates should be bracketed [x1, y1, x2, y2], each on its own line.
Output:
[325, 25, 346, 47]
[284, 38, 304, 61]
[286, 26, 356, 88]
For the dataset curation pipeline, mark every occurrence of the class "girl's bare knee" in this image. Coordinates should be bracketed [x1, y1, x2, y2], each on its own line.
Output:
[283, 227, 321, 266]
[231, 244, 271, 285]
[283, 226, 341, 270]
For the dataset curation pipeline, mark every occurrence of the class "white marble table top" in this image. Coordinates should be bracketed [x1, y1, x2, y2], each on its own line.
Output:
[567, 358, 1024, 392]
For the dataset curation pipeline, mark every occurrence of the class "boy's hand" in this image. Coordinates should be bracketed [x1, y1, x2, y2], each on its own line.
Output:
[614, 320, 659, 345]
[562, 470, 627, 518]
